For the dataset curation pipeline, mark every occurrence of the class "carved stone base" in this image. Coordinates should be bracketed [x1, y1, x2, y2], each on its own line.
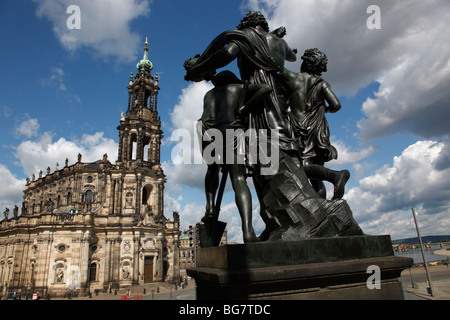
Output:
[187, 235, 413, 300]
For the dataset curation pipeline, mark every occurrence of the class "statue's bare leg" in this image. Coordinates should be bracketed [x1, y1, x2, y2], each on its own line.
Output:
[229, 163, 259, 243]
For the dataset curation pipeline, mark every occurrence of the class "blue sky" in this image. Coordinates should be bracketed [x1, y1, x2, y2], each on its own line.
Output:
[1, 0, 450, 243]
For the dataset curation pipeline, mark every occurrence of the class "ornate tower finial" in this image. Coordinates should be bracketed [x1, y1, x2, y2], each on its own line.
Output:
[129, 72, 134, 85]
[137, 37, 153, 73]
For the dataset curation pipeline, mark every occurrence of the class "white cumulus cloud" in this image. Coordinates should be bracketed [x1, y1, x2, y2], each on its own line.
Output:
[15, 118, 40, 139]
[346, 139, 450, 238]
[33, 0, 151, 62]
[15, 130, 118, 177]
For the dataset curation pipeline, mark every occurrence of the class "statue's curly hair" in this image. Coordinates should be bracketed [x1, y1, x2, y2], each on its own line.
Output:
[301, 48, 328, 76]
[237, 11, 269, 32]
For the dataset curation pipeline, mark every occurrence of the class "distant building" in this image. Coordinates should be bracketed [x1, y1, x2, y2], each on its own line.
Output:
[0, 39, 181, 298]
[179, 225, 227, 271]
[179, 226, 197, 270]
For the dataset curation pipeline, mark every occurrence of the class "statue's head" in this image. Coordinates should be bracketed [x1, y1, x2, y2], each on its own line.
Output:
[237, 11, 269, 32]
[211, 70, 242, 87]
[301, 48, 328, 76]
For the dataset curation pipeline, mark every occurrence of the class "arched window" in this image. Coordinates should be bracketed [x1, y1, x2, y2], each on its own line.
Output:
[142, 185, 153, 205]
[132, 142, 137, 160]
[143, 144, 149, 161]
[89, 262, 97, 282]
[85, 190, 93, 204]
[130, 134, 137, 160]
[143, 136, 151, 162]
[85, 190, 94, 211]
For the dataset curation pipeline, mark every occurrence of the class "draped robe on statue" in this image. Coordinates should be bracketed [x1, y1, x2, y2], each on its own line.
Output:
[192, 27, 298, 158]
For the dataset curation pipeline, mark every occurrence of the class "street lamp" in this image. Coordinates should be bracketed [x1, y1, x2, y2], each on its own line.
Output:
[412, 208, 434, 297]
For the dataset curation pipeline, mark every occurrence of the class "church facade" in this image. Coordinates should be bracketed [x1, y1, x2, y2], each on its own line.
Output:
[0, 40, 181, 298]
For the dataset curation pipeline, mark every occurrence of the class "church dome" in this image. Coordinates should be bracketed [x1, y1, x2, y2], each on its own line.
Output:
[136, 38, 153, 73]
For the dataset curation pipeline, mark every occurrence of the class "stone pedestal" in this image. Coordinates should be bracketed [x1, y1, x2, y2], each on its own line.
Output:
[187, 235, 413, 300]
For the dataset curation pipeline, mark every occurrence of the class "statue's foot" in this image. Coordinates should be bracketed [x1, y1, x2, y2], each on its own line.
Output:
[201, 208, 217, 223]
[332, 170, 350, 200]
[243, 230, 260, 243]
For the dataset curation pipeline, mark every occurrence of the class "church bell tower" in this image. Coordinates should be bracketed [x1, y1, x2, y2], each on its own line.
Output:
[117, 38, 163, 171]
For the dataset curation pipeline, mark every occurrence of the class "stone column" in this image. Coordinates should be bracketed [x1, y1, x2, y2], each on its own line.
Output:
[123, 130, 129, 162]
[74, 232, 90, 294]
[156, 233, 164, 282]
[136, 129, 143, 161]
[151, 135, 157, 164]
[118, 177, 124, 215]
[99, 173, 107, 204]
[157, 181, 164, 216]
[132, 235, 140, 285]
[127, 88, 132, 112]
[112, 238, 121, 286]
[114, 178, 121, 216]
[135, 174, 142, 215]
[104, 238, 111, 286]
[118, 131, 123, 162]
[156, 135, 161, 164]
[108, 177, 115, 215]
[138, 84, 144, 108]
[172, 237, 180, 283]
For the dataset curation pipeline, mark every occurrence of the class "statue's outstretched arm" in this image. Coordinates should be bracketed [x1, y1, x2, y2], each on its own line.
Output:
[284, 40, 297, 63]
[190, 43, 241, 80]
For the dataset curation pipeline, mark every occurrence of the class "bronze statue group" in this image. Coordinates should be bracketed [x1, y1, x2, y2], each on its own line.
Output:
[184, 11, 361, 243]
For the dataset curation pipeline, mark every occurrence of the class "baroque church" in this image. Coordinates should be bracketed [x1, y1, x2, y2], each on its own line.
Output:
[0, 39, 181, 298]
